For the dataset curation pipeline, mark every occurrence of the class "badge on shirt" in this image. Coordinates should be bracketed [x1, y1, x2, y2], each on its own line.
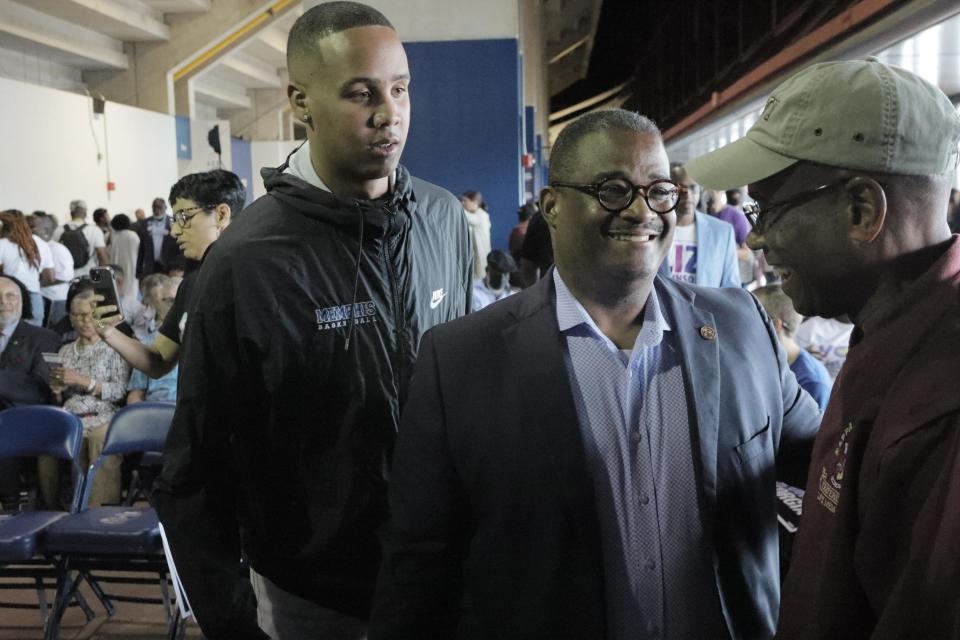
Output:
[817, 422, 854, 514]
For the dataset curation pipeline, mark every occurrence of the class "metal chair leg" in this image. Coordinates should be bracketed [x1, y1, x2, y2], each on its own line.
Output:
[44, 560, 79, 640]
[83, 570, 115, 617]
[34, 575, 48, 626]
[73, 588, 96, 622]
[158, 569, 173, 626]
[167, 607, 181, 640]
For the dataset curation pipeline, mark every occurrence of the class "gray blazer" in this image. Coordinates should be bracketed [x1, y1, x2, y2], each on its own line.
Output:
[0, 320, 60, 408]
[371, 272, 821, 640]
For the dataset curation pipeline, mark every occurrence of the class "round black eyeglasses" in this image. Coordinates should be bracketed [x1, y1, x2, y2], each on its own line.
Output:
[550, 177, 681, 214]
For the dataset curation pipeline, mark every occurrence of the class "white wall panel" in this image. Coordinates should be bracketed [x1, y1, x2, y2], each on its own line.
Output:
[0, 76, 177, 222]
[104, 100, 178, 213]
[249, 140, 299, 200]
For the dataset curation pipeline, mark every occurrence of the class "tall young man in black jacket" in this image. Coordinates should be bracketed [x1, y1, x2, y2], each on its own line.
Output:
[153, 3, 472, 638]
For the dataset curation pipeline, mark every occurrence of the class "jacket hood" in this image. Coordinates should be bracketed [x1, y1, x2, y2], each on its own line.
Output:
[260, 153, 417, 238]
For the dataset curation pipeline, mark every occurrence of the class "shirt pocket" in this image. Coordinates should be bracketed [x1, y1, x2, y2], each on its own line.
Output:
[735, 417, 772, 466]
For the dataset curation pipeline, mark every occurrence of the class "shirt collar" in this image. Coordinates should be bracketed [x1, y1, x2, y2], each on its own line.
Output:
[553, 269, 670, 352]
[1, 316, 20, 338]
[286, 140, 395, 194]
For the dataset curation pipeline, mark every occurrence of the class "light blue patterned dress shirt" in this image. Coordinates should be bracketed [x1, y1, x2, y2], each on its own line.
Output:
[553, 270, 726, 639]
[126, 337, 178, 402]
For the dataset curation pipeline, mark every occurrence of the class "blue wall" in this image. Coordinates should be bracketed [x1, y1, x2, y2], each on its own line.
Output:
[230, 137, 254, 208]
[402, 38, 522, 251]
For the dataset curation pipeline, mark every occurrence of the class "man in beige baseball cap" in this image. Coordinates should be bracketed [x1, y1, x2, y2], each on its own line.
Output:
[688, 57, 960, 638]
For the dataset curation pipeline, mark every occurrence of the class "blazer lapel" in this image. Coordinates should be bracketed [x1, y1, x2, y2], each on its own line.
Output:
[0, 321, 26, 366]
[502, 275, 597, 537]
[657, 278, 721, 531]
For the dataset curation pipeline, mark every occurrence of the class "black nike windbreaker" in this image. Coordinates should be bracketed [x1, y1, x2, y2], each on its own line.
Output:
[154, 161, 472, 638]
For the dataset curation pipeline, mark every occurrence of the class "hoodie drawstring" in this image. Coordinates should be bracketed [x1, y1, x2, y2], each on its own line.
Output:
[344, 204, 365, 352]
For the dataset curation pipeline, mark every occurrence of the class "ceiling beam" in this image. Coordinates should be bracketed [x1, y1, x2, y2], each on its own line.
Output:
[142, 0, 210, 12]
[220, 51, 283, 88]
[193, 76, 252, 109]
[15, 0, 170, 42]
[0, 0, 128, 69]
[257, 25, 288, 57]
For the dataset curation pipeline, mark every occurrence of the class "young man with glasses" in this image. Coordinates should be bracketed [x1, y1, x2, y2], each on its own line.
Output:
[92, 169, 245, 380]
[686, 57, 960, 639]
[370, 108, 821, 639]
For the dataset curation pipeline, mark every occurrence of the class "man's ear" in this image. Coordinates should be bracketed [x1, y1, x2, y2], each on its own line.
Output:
[540, 187, 558, 230]
[843, 176, 886, 244]
[215, 203, 231, 228]
[288, 82, 308, 118]
[771, 317, 784, 335]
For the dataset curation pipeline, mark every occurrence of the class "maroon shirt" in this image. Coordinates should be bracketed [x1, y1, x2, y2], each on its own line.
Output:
[778, 236, 960, 639]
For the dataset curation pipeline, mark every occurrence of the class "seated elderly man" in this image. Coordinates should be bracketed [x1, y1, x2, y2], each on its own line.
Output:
[39, 287, 130, 508]
[0, 275, 61, 509]
[127, 274, 179, 404]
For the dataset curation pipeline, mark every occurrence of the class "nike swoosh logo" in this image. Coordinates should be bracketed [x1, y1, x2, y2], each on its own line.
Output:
[430, 291, 447, 309]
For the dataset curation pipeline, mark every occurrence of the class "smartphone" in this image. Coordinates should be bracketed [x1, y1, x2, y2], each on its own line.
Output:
[89, 266, 124, 322]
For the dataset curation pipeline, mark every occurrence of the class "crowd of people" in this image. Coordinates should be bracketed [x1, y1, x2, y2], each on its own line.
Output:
[0, 2, 958, 639]
[0, 170, 245, 512]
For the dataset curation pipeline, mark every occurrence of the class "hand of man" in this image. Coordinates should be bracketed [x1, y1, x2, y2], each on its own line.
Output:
[91, 294, 123, 337]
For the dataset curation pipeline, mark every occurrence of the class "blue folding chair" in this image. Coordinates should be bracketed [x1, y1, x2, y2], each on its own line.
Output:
[0, 406, 89, 626]
[43, 402, 178, 640]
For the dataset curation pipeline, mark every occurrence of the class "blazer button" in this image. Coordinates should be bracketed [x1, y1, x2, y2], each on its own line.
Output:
[699, 325, 717, 340]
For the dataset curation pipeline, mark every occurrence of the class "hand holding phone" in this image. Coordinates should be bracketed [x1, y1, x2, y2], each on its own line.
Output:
[89, 267, 124, 330]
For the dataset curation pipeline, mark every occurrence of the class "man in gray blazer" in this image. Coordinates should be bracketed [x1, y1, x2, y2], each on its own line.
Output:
[0, 275, 61, 508]
[370, 109, 821, 639]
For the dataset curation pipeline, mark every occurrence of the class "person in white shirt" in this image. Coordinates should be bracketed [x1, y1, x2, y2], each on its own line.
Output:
[53, 199, 108, 276]
[107, 214, 140, 300]
[793, 316, 854, 381]
[0, 210, 50, 325]
[462, 190, 492, 279]
[109, 264, 144, 326]
[29, 213, 74, 328]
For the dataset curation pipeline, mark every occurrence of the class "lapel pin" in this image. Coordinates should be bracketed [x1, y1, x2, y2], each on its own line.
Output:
[699, 325, 717, 341]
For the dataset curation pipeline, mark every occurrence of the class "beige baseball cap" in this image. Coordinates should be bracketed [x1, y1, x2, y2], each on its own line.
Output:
[686, 57, 960, 190]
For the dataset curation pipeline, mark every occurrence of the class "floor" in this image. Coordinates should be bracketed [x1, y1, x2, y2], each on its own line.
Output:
[0, 569, 202, 639]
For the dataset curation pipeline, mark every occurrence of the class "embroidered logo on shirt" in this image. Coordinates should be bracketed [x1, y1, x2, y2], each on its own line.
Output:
[817, 422, 854, 514]
[315, 301, 378, 331]
[430, 288, 446, 309]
